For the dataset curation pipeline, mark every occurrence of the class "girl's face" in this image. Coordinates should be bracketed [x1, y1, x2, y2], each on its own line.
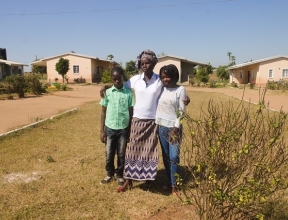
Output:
[111, 71, 123, 89]
[140, 58, 154, 74]
[160, 72, 175, 88]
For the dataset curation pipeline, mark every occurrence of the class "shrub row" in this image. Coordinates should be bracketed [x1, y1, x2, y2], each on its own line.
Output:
[0, 74, 46, 98]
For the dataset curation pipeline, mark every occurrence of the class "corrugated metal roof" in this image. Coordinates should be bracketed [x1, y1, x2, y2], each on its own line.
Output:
[228, 55, 288, 69]
[0, 59, 28, 66]
[158, 55, 208, 66]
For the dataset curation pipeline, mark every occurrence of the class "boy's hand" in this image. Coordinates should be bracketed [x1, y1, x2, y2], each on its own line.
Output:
[100, 132, 106, 143]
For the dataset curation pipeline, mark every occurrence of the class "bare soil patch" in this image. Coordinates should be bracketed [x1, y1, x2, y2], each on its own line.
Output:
[0, 84, 102, 134]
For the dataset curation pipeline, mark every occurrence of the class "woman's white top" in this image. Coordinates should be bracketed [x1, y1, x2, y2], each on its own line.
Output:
[125, 72, 162, 119]
[155, 86, 186, 128]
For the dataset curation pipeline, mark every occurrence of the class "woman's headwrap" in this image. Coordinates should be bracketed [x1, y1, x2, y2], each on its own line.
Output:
[135, 49, 158, 70]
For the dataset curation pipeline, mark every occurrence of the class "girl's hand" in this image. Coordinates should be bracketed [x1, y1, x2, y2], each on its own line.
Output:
[169, 128, 180, 144]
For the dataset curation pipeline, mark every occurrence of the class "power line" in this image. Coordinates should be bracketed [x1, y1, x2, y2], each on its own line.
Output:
[0, 0, 238, 16]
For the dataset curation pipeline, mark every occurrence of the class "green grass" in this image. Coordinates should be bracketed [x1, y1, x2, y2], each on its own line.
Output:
[0, 91, 287, 219]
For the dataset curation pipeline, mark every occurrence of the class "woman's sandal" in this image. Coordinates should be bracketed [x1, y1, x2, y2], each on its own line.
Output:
[117, 180, 132, 193]
[145, 180, 152, 190]
[162, 184, 171, 191]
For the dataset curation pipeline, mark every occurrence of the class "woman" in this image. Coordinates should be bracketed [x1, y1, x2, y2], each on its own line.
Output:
[101, 49, 189, 192]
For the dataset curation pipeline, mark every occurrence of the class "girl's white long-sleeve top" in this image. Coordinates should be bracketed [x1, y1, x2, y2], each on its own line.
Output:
[155, 86, 186, 128]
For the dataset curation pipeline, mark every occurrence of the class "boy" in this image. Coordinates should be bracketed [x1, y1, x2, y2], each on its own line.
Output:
[99, 67, 134, 186]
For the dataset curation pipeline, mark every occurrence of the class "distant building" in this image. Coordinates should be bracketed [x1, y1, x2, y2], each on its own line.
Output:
[154, 55, 208, 85]
[0, 59, 28, 80]
[228, 55, 288, 86]
[30, 52, 118, 83]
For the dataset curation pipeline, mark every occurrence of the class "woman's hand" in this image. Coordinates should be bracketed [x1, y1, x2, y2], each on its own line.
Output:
[183, 95, 190, 106]
[100, 86, 106, 98]
[100, 85, 112, 98]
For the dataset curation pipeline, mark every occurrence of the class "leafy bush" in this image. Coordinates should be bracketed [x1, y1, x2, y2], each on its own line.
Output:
[101, 69, 111, 84]
[267, 80, 288, 91]
[26, 74, 44, 95]
[5, 74, 28, 98]
[179, 89, 288, 220]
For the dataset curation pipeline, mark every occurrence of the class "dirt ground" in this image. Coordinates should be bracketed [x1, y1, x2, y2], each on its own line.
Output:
[0, 84, 287, 134]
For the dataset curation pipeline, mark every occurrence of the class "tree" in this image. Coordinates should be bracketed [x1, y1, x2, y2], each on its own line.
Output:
[195, 63, 213, 84]
[216, 65, 229, 81]
[227, 52, 236, 66]
[227, 52, 232, 63]
[125, 60, 137, 76]
[107, 54, 114, 60]
[32, 65, 47, 77]
[55, 57, 70, 83]
[157, 52, 167, 57]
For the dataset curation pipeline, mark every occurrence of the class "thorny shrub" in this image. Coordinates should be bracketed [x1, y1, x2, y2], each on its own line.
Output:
[179, 89, 288, 220]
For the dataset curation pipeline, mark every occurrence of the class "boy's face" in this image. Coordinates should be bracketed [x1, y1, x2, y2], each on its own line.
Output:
[111, 72, 124, 89]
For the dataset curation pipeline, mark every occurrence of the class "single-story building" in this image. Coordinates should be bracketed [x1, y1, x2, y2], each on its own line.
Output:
[228, 55, 288, 86]
[30, 52, 118, 83]
[154, 55, 208, 84]
[0, 59, 28, 80]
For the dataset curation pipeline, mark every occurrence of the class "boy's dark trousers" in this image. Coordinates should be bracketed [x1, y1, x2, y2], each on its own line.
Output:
[105, 127, 128, 178]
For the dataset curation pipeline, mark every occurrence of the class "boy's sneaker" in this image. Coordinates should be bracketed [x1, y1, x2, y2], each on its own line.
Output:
[117, 177, 124, 186]
[100, 176, 113, 184]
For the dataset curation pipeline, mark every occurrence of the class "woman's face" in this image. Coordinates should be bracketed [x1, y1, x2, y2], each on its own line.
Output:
[140, 58, 154, 74]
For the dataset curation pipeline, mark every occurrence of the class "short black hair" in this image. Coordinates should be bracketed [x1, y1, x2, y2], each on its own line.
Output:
[111, 67, 124, 76]
[159, 64, 179, 83]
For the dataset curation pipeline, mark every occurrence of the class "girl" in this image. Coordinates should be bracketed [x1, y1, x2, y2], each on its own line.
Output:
[155, 64, 186, 195]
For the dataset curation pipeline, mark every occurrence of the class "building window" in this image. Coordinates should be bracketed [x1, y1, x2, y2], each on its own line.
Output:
[282, 69, 288, 78]
[240, 70, 242, 78]
[73, 65, 79, 74]
[268, 69, 273, 78]
[251, 70, 254, 79]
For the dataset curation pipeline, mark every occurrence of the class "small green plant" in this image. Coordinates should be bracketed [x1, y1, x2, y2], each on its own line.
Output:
[64, 75, 69, 84]
[208, 80, 217, 88]
[46, 155, 55, 163]
[250, 81, 256, 89]
[231, 81, 238, 87]
[61, 84, 67, 91]
[189, 78, 195, 86]
[54, 83, 61, 90]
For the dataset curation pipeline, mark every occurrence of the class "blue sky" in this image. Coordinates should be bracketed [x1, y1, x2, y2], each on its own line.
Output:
[1, 0, 288, 71]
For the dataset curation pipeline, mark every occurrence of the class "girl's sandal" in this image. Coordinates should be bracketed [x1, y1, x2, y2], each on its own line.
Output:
[172, 187, 180, 196]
